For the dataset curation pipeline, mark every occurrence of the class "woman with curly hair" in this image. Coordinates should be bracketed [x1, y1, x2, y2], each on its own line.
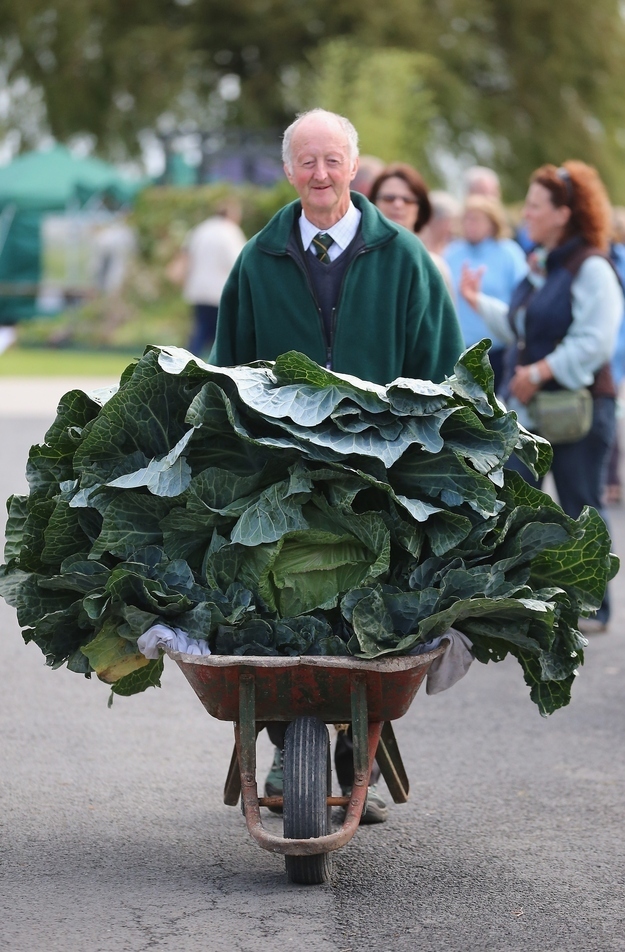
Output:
[461, 161, 623, 633]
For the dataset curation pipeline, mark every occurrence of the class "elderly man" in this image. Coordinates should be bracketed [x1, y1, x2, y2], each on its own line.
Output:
[212, 109, 462, 385]
[212, 109, 464, 823]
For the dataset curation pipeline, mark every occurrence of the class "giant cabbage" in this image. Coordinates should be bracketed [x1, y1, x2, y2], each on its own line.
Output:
[0, 342, 618, 715]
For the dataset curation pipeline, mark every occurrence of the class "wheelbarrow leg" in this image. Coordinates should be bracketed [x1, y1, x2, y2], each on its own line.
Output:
[375, 721, 410, 803]
[350, 674, 370, 793]
[236, 672, 263, 828]
[224, 722, 265, 806]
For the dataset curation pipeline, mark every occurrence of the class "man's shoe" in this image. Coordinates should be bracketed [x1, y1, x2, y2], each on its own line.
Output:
[341, 783, 388, 824]
[264, 746, 283, 814]
[578, 617, 609, 635]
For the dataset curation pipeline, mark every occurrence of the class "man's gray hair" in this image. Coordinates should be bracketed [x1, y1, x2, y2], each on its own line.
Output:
[282, 109, 359, 171]
[463, 165, 501, 199]
[428, 190, 461, 221]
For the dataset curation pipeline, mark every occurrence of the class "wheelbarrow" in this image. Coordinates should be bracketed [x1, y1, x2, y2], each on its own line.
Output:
[168, 647, 444, 884]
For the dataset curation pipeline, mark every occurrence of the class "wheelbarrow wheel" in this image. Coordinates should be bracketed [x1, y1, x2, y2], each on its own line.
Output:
[283, 716, 332, 885]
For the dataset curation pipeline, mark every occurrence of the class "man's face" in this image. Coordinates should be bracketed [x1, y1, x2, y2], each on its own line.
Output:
[284, 116, 358, 225]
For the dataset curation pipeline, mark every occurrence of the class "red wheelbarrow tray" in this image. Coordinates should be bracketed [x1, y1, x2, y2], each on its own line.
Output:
[168, 647, 445, 858]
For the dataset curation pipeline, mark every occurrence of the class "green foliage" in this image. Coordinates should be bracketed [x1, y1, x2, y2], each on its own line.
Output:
[0, 1, 193, 151]
[298, 40, 439, 173]
[130, 181, 296, 263]
[476, 0, 625, 200]
[4, 2, 625, 197]
[15, 180, 295, 355]
[0, 341, 618, 714]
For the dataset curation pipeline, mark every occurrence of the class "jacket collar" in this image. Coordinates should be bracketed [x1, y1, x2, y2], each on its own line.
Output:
[256, 190, 399, 254]
[546, 235, 586, 272]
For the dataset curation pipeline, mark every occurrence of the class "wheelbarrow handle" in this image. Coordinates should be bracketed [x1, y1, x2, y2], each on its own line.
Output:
[236, 719, 383, 856]
[235, 668, 384, 856]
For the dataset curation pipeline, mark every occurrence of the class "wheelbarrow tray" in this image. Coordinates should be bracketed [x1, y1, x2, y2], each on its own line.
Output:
[168, 648, 444, 724]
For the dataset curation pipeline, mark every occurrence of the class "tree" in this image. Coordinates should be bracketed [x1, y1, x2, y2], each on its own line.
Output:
[293, 40, 440, 176]
[0, 1, 194, 154]
[3, 0, 625, 200]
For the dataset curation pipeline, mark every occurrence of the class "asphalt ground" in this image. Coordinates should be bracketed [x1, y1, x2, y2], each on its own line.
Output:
[1, 381, 624, 952]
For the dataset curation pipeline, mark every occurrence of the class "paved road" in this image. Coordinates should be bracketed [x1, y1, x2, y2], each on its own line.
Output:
[1, 387, 624, 952]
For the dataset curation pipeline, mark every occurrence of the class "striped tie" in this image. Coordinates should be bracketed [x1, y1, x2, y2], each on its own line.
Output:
[312, 232, 334, 264]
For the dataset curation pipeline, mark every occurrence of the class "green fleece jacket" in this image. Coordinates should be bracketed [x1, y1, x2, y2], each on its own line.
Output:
[212, 191, 463, 385]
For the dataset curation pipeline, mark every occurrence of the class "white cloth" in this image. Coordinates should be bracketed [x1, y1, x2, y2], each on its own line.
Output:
[298, 202, 362, 262]
[410, 628, 475, 694]
[137, 624, 211, 659]
[183, 216, 246, 305]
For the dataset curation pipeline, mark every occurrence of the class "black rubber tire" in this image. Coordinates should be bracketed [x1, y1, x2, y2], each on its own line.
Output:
[283, 716, 333, 885]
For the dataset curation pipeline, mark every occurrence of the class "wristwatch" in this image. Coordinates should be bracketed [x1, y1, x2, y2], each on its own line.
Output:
[527, 364, 542, 386]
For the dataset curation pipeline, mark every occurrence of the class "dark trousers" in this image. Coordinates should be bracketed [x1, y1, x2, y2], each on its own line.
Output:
[188, 303, 219, 356]
[507, 395, 616, 622]
[489, 346, 506, 396]
[266, 724, 381, 790]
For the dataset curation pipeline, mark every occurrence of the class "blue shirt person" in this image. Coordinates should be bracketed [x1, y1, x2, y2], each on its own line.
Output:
[444, 195, 528, 391]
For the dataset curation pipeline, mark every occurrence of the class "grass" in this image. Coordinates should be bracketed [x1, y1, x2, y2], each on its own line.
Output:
[0, 347, 139, 377]
[2, 290, 193, 377]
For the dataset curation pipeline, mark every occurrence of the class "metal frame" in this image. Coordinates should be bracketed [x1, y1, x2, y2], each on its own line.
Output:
[170, 649, 444, 860]
[234, 669, 383, 856]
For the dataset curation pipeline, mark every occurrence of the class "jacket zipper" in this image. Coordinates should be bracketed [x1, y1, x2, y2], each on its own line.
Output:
[329, 246, 369, 369]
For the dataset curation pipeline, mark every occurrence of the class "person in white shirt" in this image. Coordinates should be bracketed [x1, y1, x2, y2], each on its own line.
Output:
[182, 198, 246, 355]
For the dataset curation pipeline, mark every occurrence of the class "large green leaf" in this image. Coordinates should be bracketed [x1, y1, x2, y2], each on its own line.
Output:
[39, 556, 110, 595]
[447, 339, 499, 418]
[109, 657, 165, 699]
[89, 490, 174, 559]
[74, 358, 203, 484]
[530, 506, 619, 611]
[391, 446, 503, 518]
[230, 480, 310, 546]
[105, 428, 195, 497]
[80, 619, 151, 683]
[41, 499, 92, 567]
[440, 406, 520, 475]
[3, 494, 28, 562]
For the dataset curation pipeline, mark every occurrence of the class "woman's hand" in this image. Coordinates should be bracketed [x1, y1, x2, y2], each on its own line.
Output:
[509, 359, 553, 404]
[459, 264, 485, 310]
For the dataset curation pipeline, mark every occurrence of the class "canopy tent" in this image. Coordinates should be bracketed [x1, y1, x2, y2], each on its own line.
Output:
[0, 146, 143, 324]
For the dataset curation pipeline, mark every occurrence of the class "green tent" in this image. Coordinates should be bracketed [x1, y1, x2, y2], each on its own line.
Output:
[0, 146, 142, 324]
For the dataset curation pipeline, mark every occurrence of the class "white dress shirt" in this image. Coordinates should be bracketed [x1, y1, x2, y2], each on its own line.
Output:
[298, 202, 362, 262]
